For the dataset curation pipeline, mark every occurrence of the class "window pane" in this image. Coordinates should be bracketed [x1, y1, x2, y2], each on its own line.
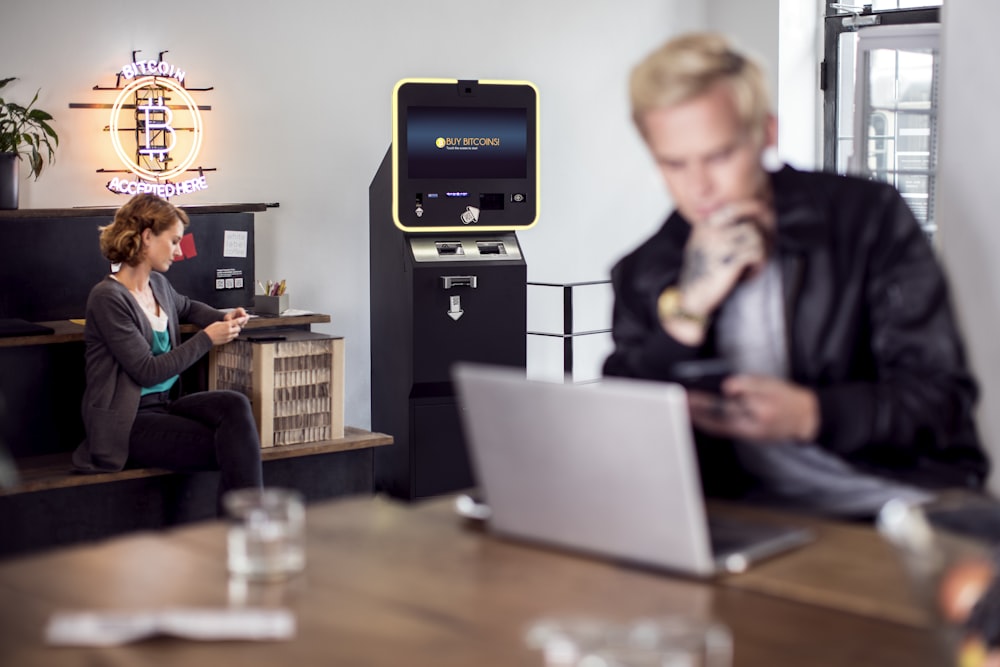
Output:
[898, 50, 934, 107]
[859, 44, 937, 232]
[898, 112, 930, 155]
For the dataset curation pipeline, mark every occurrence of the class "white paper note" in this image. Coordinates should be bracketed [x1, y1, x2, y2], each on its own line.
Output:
[223, 230, 249, 258]
[45, 608, 296, 646]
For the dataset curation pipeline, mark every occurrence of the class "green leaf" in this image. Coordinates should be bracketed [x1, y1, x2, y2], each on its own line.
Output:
[40, 120, 57, 142]
[0, 77, 58, 179]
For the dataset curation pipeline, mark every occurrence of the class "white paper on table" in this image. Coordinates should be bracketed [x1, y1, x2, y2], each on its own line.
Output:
[45, 608, 296, 646]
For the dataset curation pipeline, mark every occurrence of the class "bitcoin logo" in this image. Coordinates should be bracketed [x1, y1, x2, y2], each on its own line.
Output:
[110, 75, 202, 181]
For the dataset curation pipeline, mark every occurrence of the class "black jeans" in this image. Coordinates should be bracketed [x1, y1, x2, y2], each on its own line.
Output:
[128, 390, 264, 507]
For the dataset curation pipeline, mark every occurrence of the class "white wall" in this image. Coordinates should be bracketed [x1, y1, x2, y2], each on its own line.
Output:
[777, 0, 823, 170]
[935, 0, 1000, 493]
[708, 0, 781, 99]
[707, 0, 822, 170]
[0, 0, 704, 429]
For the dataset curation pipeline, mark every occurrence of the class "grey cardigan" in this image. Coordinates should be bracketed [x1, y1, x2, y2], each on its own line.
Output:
[72, 272, 224, 472]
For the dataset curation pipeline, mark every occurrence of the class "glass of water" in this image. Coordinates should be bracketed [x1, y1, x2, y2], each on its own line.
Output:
[224, 487, 305, 581]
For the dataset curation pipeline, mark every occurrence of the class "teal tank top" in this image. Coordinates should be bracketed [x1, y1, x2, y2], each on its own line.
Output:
[140, 328, 179, 396]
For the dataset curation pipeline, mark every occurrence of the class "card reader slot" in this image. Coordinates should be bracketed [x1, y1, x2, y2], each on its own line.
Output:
[476, 241, 506, 255]
[435, 242, 465, 256]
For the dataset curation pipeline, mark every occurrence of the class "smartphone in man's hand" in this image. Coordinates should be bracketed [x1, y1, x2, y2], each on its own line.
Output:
[670, 358, 732, 394]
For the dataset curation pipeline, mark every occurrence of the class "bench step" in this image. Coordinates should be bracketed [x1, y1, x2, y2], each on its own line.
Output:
[2, 427, 393, 497]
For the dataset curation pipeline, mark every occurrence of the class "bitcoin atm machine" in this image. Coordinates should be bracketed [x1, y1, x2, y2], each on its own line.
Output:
[369, 78, 539, 500]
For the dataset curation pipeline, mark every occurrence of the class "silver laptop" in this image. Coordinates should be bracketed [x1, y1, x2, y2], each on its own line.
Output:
[452, 362, 813, 577]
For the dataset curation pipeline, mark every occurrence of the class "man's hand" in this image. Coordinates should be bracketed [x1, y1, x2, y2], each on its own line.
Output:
[687, 374, 819, 444]
[680, 200, 772, 314]
[660, 200, 772, 345]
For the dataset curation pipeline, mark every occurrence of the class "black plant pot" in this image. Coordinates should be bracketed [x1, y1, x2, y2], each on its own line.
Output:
[0, 153, 17, 210]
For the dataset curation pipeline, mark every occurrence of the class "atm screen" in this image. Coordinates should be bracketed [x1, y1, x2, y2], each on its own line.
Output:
[392, 79, 539, 232]
[407, 107, 528, 179]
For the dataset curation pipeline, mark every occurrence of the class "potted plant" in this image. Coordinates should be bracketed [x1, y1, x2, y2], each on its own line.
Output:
[0, 77, 58, 209]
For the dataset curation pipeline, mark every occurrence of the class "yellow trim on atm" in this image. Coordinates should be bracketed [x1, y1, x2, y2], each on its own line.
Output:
[391, 78, 540, 233]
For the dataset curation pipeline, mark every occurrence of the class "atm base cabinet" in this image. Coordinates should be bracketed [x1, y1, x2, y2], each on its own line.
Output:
[374, 395, 473, 500]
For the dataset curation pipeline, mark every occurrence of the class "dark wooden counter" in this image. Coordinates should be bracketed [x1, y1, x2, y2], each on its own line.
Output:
[0, 203, 271, 219]
[0, 314, 331, 348]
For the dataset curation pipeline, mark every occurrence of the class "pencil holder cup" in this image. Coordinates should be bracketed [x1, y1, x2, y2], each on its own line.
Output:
[255, 294, 289, 315]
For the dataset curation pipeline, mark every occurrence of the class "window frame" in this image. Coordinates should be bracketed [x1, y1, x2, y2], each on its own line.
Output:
[821, 4, 941, 173]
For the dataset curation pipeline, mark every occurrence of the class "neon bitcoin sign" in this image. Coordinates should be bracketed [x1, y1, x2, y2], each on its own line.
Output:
[105, 58, 208, 198]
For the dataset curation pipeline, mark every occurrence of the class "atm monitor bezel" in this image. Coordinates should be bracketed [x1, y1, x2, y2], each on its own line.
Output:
[392, 78, 540, 233]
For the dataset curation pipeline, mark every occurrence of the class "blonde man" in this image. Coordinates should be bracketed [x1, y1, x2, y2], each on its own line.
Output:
[603, 33, 987, 517]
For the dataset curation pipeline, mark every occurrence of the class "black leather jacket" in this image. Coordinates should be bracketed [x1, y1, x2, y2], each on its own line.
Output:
[603, 166, 988, 496]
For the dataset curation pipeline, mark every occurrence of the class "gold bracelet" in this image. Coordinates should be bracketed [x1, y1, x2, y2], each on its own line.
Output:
[657, 287, 707, 327]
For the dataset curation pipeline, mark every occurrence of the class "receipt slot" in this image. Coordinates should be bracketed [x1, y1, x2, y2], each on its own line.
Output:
[369, 152, 528, 500]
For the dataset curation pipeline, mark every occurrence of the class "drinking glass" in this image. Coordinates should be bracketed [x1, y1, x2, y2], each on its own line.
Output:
[224, 487, 305, 581]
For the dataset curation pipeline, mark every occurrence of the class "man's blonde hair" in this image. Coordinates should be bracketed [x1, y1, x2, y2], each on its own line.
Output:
[630, 32, 772, 142]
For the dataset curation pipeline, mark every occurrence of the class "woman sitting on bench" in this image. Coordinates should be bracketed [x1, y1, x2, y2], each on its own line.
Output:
[72, 193, 263, 506]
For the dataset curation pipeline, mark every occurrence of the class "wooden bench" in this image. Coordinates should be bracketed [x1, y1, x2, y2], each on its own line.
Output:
[0, 314, 397, 557]
[1, 427, 392, 497]
[0, 428, 393, 558]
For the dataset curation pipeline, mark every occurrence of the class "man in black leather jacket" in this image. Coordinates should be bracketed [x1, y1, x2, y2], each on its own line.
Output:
[603, 33, 988, 516]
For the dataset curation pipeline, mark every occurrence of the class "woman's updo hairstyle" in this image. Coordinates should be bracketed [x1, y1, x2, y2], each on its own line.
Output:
[98, 193, 189, 266]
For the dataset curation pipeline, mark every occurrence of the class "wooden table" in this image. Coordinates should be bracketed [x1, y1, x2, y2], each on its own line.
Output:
[0, 495, 946, 667]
